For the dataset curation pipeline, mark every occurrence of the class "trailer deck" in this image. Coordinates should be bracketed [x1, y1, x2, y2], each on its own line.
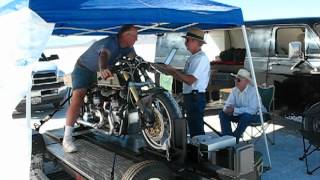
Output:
[47, 139, 135, 180]
[38, 125, 256, 180]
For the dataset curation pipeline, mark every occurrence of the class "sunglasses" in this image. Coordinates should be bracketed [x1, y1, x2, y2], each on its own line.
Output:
[185, 38, 192, 43]
[234, 77, 242, 82]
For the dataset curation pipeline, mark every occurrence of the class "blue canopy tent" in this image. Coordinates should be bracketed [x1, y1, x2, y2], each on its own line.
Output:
[29, 0, 243, 35]
[29, 0, 272, 168]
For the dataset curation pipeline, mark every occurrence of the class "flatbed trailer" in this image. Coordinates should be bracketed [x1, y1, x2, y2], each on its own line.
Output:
[31, 119, 261, 180]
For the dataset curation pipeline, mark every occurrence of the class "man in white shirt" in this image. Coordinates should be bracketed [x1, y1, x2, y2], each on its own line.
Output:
[160, 28, 210, 137]
[219, 69, 266, 142]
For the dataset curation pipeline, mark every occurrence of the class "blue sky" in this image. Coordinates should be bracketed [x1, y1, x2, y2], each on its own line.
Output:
[215, 0, 320, 21]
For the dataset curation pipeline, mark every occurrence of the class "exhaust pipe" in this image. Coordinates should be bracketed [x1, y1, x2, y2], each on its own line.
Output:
[77, 119, 112, 135]
[77, 110, 114, 135]
[77, 120, 98, 128]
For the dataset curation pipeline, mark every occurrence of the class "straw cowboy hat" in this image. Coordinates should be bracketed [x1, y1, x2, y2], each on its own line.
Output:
[182, 27, 206, 43]
[231, 68, 252, 83]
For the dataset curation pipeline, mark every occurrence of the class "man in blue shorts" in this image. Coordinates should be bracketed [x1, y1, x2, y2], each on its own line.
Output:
[63, 25, 138, 153]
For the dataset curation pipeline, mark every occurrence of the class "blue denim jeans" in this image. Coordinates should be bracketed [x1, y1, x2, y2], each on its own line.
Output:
[183, 93, 206, 138]
[71, 64, 96, 90]
[219, 111, 260, 141]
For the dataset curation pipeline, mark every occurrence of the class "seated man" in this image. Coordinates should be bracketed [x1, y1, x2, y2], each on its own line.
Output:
[219, 69, 266, 142]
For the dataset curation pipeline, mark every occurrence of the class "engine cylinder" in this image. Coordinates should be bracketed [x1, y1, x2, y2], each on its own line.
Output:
[128, 111, 139, 123]
[93, 96, 100, 105]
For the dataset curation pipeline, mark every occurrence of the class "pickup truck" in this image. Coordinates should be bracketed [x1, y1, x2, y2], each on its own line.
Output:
[15, 53, 70, 111]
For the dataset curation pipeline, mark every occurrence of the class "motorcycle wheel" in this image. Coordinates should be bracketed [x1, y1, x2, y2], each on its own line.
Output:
[141, 91, 182, 150]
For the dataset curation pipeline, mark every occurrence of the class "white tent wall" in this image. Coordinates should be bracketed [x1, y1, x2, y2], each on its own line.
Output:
[204, 29, 245, 61]
[203, 31, 225, 61]
[228, 30, 245, 49]
[0, 3, 54, 180]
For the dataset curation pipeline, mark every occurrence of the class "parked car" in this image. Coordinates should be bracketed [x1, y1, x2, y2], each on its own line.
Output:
[15, 53, 70, 111]
[244, 18, 320, 114]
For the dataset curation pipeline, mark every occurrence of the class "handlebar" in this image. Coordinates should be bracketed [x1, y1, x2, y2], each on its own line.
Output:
[98, 56, 158, 80]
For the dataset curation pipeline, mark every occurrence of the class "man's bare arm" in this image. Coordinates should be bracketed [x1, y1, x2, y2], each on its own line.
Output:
[164, 65, 196, 85]
[173, 70, 197, 85]
[99, 48, 109, 70]
[99, 48, 112, 79]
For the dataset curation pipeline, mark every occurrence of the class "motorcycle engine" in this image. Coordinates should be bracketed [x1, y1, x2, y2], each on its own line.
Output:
[79, 85, 131, 135]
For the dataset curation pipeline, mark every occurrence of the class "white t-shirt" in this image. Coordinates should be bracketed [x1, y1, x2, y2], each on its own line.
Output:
[182, 50, 210, 94]
[223, 85, 267, 116]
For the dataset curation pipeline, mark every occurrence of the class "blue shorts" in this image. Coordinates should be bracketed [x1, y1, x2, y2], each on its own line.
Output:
[71, 64, 96, 90]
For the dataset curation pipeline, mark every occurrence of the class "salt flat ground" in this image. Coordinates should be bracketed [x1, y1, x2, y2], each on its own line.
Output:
[203, 114, 320, 180]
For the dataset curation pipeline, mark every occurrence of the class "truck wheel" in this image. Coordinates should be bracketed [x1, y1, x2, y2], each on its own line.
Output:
[121, 160, 173, 180]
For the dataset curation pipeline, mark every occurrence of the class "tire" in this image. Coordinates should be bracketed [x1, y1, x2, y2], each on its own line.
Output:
[121, 160, 173, 180]
[141, 91, 182, 150]
[303, 101, 320, 131]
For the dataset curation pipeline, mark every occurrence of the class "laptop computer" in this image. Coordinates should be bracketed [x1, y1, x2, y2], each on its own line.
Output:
[157, 48, 177, 65]
[152, 48, 177, 74]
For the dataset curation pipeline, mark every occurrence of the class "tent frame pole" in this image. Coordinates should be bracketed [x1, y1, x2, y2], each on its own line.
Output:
[241, 25, 272, 168]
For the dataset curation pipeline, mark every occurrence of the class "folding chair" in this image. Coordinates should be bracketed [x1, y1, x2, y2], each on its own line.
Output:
[246, 84, 275, 145]
[299, 102, 320, 175]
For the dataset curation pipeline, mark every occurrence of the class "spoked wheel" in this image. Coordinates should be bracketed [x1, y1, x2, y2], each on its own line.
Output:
[141, 92, 182, 150]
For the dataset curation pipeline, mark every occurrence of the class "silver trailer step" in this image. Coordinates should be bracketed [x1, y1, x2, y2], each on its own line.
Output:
[46, 139, 135, 180]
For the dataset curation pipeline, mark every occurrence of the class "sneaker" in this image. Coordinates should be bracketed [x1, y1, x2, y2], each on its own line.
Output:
[62, 139, 77, 153]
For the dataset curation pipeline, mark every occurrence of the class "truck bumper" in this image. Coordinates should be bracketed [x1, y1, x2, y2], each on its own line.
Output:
[16, 86, 70, 110]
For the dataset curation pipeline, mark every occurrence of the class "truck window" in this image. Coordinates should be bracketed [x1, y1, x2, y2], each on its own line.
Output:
[275, 27, 304, 57]
[247, 27, 272, 57]
[314, 23, 320, 36]
[305, 27, 320, 55]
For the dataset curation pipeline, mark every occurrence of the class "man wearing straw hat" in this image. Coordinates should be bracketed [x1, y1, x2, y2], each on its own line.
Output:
[160, 27, 210, 138]
[219, 68, 266, 142]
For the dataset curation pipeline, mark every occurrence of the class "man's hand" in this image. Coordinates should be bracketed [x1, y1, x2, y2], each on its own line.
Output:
[224, 105, 234, 116]
[100, 68, 113, 79]
[154, 64, 194, 85]
[152, 64, 170, 75]
[155, 64, 176, 75]
[164, 64, 176, 75]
